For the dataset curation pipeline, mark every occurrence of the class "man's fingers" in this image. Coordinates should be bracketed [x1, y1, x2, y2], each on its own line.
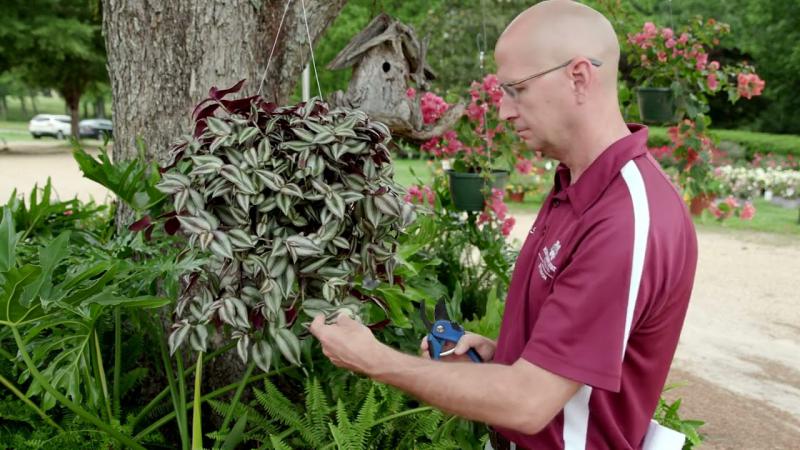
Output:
[454, 333, 481, 355]
[309, 314, 326, 338]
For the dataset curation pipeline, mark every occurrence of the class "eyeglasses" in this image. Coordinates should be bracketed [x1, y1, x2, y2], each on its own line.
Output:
[499, 57, 603, 100]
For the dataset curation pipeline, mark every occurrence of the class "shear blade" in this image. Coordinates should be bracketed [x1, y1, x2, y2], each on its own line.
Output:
[434, 299, 449, 321]
[419, 299, 433, 329]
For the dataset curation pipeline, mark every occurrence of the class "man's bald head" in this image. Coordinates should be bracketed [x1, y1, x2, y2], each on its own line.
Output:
[496, 0, 620, 89]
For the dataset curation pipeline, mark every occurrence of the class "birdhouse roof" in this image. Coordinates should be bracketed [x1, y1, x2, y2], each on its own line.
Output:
[327, 13, 436, 80]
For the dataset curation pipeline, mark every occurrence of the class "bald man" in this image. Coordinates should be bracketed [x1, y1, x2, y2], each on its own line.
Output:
[310, 1, 697, 449]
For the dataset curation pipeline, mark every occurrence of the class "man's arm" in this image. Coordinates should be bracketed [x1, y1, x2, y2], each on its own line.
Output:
[310, 314, 580, 436]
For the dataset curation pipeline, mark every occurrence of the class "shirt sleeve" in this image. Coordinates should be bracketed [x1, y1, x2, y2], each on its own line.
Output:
[520, 216, 635, 392]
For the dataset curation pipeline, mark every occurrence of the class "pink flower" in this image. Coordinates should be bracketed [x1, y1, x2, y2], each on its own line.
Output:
[643, 22, 657, 37]
[404, 185, 423, 204]
[482, 74, 500, 93]
[695, 52, 708, 71]
[477, 212, 490, 225]
[501, 217, 516, 236]
[421, 137, 440, 154]
[657, 51, 667, 63]
[709, 204, 723, 219]
[420, 92, 449, 124]
[489, 188, 508, 220]
[708, 61, 720, 71]
[64, 209, 74, 216]
[515, 158, 534, 175]
[737, 73, 765, 99]
[707, 73, 719, 91]
[677, 32, 690, 45]
[661, 27, 674, 40]
[665, 38, 676, 49]
[422, 186, 435, 206]
[724, 196, 740, 209]
[740, 202, 756, 220]
[406, 87, 416, 99]
[466, 102, 487, 122]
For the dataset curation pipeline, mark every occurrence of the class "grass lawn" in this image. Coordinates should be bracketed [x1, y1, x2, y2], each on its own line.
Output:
[0, 120, 36, 142]
[2, 94, 69, 122]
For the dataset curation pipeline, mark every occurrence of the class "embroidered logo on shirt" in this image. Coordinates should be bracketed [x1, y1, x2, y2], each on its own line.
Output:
[537, 240, 561, 280]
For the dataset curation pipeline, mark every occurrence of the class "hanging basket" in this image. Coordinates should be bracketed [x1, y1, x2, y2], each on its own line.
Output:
[637, 87, 676, 124]
[447, 170, 509, 212]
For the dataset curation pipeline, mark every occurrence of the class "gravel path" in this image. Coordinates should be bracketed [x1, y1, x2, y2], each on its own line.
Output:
[2, 143, 799, 448]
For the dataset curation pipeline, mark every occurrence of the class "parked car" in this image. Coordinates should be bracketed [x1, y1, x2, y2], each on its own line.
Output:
[28, 114, 72, 139]
[79, 118, 113, 139]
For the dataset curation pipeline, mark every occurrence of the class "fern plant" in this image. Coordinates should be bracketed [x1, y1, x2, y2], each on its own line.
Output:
[206, 375, 467, 450]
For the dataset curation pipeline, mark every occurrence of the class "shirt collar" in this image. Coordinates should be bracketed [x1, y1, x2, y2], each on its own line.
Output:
[552, 124, 649, 215]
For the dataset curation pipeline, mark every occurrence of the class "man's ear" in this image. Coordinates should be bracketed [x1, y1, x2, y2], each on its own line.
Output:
[568, 58, 594, 103]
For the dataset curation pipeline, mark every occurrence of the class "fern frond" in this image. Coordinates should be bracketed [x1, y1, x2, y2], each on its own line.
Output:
[269, 433, 294, 450]
[351, 386, 376, 448]
[303, 378, 330, 446]
[254, 381, 315, 445]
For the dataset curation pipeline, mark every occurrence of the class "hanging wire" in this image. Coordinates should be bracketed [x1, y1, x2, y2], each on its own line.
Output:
[477, 0, 493, 169]
[258, 0, 294, 96]
[300, 0, 324, 99]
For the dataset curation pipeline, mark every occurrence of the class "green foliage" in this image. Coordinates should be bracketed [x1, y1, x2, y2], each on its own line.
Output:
[207, 375, 469, 449]
[3, 177, 109, 244]
[0, 0, 108, 131]
[73, 143, 165, 214]
[653, 386, 705, 450]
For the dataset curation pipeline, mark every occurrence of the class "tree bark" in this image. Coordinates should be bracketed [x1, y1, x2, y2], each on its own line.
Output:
[103, 0, 346, 226]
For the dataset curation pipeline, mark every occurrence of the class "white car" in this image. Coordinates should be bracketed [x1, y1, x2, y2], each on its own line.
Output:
[28, 114, 72, 139]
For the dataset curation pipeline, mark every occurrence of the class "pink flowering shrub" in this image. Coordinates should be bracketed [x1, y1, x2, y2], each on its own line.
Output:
[476, 188, 516, 237]
[403, 184, 436, 207]
[626, 16, 765, 220]
[625, 17, 764, 110]
[708, 196, 756, 221]
[418, 73, 532, 174]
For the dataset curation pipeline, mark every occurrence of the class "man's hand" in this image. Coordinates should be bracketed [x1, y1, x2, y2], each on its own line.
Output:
[419, 332, 497, 362]
[308, 313, 386, 375]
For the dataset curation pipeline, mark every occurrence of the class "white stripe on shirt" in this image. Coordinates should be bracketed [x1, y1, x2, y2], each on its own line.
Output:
[562, 160, 650, 450]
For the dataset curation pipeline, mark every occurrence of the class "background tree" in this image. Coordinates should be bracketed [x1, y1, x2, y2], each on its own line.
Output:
[0, 0, 107, 136]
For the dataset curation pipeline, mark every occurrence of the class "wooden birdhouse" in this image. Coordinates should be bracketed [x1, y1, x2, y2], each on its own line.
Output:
[328, 13, 463, 140]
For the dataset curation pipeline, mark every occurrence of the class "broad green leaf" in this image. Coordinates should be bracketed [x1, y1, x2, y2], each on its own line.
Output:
[0, 264, 43, 325]
[0, 208, 16, 273]
[20, 231, 71, 307]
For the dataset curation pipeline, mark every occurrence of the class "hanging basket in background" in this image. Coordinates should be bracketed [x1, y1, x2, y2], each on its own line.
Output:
[637, 87, 676, 124]
[447, 170, 509, 212]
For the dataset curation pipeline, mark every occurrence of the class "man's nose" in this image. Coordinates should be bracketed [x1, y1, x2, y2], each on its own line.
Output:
[498, 93, 518, 121]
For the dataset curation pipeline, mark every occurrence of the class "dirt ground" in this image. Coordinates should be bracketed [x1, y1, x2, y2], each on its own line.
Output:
[2, 142, 799, 449]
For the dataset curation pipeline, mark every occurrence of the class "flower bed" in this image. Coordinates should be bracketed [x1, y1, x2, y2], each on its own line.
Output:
[715, 165, 800, 201]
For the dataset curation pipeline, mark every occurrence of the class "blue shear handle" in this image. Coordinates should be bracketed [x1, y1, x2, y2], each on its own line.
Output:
[466, 348, 483, 363]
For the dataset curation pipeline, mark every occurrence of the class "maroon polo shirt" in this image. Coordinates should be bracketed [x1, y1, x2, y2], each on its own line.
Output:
[492, 124, 697, 449]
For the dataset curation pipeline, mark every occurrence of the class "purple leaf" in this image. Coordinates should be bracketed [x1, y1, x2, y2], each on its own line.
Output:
[164, 217, 181, 235]
[209, 79, 246, 100]
[129, 215, 152, 232]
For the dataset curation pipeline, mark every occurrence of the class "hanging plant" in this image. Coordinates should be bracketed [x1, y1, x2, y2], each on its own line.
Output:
[625, 18, 764, 124]
[155, 80, 416, 372]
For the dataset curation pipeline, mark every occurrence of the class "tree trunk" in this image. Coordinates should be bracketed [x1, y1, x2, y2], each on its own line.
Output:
[30, 93, 38, 114]
[95, 97, 106, 118]
[17, 95, 27, 117]
[103, 0, 347, 226]
[62, 88, 82, 140]
[0, 96, 7, 120]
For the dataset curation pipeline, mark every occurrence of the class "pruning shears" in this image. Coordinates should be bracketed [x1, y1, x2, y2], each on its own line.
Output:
[420, 299, 483, 363]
